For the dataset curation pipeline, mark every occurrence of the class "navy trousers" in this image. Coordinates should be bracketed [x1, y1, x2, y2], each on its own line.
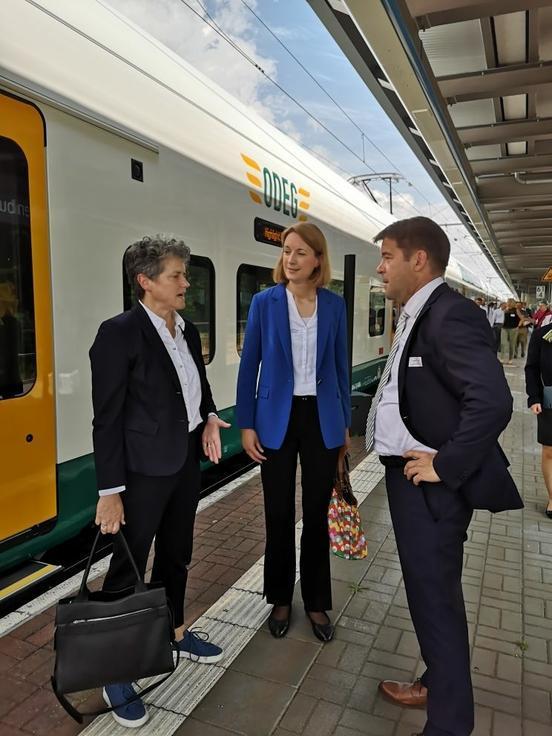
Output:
[385, 467, 474, 736]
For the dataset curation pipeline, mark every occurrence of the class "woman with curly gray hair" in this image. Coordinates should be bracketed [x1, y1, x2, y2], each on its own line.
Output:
[90, 234, 229, 728]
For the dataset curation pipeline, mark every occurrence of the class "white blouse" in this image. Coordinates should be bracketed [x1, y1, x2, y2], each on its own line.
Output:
[286, 288, 317, 396]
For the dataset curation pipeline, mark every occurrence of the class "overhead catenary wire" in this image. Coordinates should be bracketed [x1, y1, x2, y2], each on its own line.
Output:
[237, 0, 434, 210]
[179, 0, 426, 219]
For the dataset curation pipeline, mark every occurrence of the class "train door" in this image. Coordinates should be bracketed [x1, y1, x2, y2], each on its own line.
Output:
[0, 92, 56, 549]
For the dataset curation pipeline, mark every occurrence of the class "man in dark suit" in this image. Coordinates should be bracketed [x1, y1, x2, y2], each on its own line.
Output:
[365, 217, 522, 736]
[90, 234, 229, 728]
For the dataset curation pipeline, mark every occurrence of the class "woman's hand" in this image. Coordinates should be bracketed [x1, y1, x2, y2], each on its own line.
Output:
[95, 494, 125, 535]
[531, 403, 543, 415]
[241, 428, 267, 463]
[202, 415, 231, 464]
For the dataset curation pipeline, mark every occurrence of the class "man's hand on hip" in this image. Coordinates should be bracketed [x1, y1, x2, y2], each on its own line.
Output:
[95, 494, 125, 534]
[403, 450, 441, 485]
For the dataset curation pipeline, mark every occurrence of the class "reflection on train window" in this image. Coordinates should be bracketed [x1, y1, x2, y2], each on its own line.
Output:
[328, 278, 343, 297]
[122, 253, 215, 364]
[186, 256, 215, 364]
[369, 285, 386, 337]
[237, 264, 273, 355]
[0, 136, 36, 400]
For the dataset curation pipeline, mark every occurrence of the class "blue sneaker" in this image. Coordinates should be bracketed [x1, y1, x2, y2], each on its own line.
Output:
[103, 683, 149, 728]
[178, 629, 223, 663]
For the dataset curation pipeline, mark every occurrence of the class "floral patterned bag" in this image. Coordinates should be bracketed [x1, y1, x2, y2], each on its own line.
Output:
[328, 454, 368, 560]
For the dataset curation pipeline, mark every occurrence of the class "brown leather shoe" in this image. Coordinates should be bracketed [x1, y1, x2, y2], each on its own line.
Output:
[378, 678, 428, 707]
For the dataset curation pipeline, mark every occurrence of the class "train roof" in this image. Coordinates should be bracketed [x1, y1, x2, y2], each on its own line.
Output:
[1, 0, 489, 296]
[1, 0, 396, 243]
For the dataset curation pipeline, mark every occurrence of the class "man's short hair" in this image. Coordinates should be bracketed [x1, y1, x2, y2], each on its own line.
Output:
[374, 216, 450, 274]
[124, 234, 190, 299]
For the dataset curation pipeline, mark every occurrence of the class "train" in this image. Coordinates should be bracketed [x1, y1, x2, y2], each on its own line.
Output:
[0, 0, 493, 591]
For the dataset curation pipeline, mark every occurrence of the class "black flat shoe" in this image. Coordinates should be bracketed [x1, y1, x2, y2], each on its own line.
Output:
[546, 508, 552, 519]
[306, 610, 334, 642]
[268, 605, 291, 638]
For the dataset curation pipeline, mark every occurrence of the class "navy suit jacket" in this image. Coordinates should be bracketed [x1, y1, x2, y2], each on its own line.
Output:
[397, 283, 522, 512]
[525, 324, 552, 406]
[236, 283, 351, 450]
[89, 304, 216, 489]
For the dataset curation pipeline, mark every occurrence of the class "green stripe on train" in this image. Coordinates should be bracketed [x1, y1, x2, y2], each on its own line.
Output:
[0, 357, 385, 573]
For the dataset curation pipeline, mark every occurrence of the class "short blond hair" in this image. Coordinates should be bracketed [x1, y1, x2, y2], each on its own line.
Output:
[273, 222, 332, 287]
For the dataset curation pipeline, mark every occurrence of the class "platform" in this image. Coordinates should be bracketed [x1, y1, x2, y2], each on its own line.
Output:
[0, 362, 551, 736]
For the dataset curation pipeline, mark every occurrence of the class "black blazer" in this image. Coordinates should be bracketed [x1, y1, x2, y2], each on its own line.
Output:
[397, 283, 523, 513]
[525, 324, 552, 407]
[89, 304, 216, 489]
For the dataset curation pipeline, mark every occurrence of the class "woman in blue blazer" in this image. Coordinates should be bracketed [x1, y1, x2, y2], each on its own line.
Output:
[236, 223, 351, 642]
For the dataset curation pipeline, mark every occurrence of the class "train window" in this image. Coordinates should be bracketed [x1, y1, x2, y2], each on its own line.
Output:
[122, 253, 215, 364]
[369, 285, 386, 337]
[0, 136, 36, 400]
[185, 256, 215, 364]
[237, 264, 273, 355]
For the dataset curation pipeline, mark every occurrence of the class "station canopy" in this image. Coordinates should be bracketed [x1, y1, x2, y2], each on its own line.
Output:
[308, 0, 552, 293]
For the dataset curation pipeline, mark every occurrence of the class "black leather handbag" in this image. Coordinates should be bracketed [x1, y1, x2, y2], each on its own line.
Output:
[51, 529, 179, 722]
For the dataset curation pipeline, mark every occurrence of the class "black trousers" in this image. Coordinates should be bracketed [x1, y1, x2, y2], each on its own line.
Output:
[385, 467, 474, 736]
[493, 325, 502, 354]
[260, 397, 340, 611]
[102, 430, 201, 629]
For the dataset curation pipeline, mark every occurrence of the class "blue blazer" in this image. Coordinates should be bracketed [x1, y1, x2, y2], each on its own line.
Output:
[236, 283, 351, 450]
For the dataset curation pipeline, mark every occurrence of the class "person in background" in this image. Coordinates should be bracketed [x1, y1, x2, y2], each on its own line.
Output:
[489, 302, 505, 355]
[501, 299, 519, 365]
[515, 301, 532, 359]
[236, 222, 350, 643]
[90, 235, 230, 728]
[525, 311, 552, 519]
[533, 300, 550, 327]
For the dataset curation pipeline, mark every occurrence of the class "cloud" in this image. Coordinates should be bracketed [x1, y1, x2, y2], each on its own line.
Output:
[107, 0, 280, 121]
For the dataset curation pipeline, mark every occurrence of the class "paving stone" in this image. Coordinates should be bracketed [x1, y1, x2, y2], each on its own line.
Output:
[478, 606, 501, 628]
[522, 720, 552, 736]
[279, 693, 318, 733]
[176, 719, 242, 735]
[472, 705, 493, 736]
[302, 701, 343, 736]
[337, 643, 371, 675]
[472, 672, 520, 699]
[522, 686, 552, 723]
[340, 708, 395, 736]
[395, 631, 420, 659]
[365, 649, 417, 675]
[372, 628, 401, 653]
[309, 664, 358, 691]
[191, 670, 294, 735]
[230, 629, 318, 686]
[471, 648, 497, 677]
[300, 676, 350, 706]
[525, 597, 545, 617]
[473, 688, 521, 716]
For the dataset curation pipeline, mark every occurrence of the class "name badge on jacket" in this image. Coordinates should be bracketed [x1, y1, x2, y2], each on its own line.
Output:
[408, 357, 423, 367]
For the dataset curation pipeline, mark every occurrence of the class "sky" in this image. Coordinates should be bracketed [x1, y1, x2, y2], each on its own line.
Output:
[107, 0, 512, 298]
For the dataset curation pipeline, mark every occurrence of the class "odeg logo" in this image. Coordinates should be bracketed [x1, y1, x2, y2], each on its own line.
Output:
[241, 153, 310, 220]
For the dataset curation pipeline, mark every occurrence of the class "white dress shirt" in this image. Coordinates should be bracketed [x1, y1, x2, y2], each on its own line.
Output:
[286, 288, 317, 396]
[490, 307, 504, 326]
[98, 303, 203, 496]
[374, 277, 443, 457]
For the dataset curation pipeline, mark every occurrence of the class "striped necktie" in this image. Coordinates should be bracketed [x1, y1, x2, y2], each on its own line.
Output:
[365, 310, 408, 453]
